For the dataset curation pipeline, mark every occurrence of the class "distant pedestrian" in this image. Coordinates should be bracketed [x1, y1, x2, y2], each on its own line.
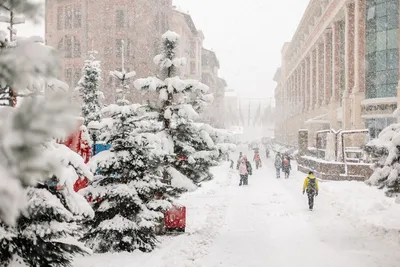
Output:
[265, 148, 270, 158]
[274, 152, 282, 178]
[237, 155, 252, 186]
[253, 151, 262, 169]
[302, 171, 319, 211]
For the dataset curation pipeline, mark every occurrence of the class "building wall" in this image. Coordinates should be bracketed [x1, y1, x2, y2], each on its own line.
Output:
[274, 0, 400, 147]
[170, 10, 203, 80]
[45, 0, 172, 104]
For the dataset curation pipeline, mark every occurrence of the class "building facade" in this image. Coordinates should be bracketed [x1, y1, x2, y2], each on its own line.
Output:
[45, 0, 172, 104]
[170, 9, 204, 80]
[201, 48, 227, 127]
[274, 0, 400, 146]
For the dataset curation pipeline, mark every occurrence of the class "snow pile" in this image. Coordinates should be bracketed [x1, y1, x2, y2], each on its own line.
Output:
[324, 180, 400, 243]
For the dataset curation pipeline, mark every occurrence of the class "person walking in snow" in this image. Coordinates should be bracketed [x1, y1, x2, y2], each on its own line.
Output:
[237, 155, 252, 186]
[265, 147, 270, 158]
[282, 155, 291, 178]
[253, 151, 262, 169]
[274, 152, 283, 178]
[302, 171, 319, 211]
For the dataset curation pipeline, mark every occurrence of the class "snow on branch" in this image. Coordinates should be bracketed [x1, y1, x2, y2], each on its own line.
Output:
[0, 41, 59, 90]
[0, 94, 76, 225]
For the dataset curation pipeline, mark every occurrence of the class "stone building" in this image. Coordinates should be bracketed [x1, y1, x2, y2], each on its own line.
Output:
[45, 0, 172, 104]
[274, 0, 400, 146]
[170, 8, 204, 80]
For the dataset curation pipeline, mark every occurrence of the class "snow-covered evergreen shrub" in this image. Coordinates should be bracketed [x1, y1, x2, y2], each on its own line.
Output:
[365, 123, 400, 197]
[134, 31, 233, 185]
[0, 137, 95, 267]
[81, 104, 173, 253]
[76, 51, 103, 127]
[0, 187, 91, 267]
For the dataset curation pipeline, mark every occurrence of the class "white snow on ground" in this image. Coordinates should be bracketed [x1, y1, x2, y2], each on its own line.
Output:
[75, 151, 400, 267]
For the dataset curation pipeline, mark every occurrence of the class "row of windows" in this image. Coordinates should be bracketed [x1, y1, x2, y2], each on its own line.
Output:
[57, 5, 81, 30]
[58, 36, 81, 58]
[365, 0, 399, 99]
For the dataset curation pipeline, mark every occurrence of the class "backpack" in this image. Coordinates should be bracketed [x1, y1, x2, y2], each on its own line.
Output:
[307, 178, 317, 192]
[283, 158, 289, 166]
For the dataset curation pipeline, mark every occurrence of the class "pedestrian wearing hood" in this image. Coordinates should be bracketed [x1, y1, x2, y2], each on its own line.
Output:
[237, 155, 252, 186]
[302, 171, 319, 211]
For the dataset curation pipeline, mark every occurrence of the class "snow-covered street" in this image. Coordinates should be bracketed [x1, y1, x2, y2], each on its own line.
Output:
[75, 156, 400, 267]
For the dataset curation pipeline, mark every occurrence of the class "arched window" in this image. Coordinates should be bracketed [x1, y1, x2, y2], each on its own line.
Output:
[57, 35, 81, 58]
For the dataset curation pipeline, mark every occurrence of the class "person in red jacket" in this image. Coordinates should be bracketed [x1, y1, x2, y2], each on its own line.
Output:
[253, 151, 262, 169]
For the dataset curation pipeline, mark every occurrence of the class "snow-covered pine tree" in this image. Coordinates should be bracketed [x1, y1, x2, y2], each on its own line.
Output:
[134, 31, 231, 185]
[365, 123, 400, 197]
[76, 51, 103, 127]
[81, 104, 173, 253]
[0, 96, 94, 267]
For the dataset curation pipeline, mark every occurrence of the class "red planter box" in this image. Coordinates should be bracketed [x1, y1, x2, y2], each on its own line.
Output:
[164, 205, 186, 232]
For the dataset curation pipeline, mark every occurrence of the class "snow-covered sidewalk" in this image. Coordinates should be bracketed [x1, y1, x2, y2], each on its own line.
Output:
[75, 158, 400, 267]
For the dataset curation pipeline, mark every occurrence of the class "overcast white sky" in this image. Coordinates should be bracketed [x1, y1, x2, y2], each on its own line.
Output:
[8, 0, 309, 99]
[174, 0, 309, 99]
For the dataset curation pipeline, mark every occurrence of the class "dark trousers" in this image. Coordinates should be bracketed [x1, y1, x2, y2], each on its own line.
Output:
[239, 174, 248, 185]
[307, 192, 315, 209]
[284, 171, 290, 178]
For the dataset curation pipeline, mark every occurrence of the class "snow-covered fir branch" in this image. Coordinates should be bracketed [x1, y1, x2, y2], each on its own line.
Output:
[76, 51, 103, 127]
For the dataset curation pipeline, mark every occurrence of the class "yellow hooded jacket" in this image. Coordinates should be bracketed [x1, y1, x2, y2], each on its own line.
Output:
[302, 174, 319, 192]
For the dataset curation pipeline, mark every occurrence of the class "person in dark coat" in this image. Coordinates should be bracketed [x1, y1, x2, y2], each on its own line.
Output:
[282, 155, 291, 178]
[274, 152, 283, 178]
[302, 171, 319, 211]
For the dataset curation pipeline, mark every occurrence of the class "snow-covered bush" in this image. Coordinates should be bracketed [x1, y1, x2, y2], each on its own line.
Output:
[134, 31, 233, 185]
[0, 187, 91, 267]
[81, 104, 173, 253]
[76, 51, 103, 127]
[365, 123, 400, 197]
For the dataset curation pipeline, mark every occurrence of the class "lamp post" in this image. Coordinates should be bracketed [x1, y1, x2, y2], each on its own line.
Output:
[87, 121, 101, 156]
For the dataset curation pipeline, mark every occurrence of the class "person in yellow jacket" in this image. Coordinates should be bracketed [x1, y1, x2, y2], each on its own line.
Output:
[302, 171, 319, 211]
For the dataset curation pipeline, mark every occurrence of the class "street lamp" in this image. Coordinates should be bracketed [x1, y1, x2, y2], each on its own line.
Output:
[87, 121, 101, 156]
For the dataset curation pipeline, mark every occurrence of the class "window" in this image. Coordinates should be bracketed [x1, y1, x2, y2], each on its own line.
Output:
[57, 7, 63, 30]
[59, 35, 80, 58]
[366, 0, 399, 99]
[116, 10, 125, 28]
[116, 39, 123, 57]
[73, 37, 81, 58]
[74, 68, 81, 86]
[65, 5, 72, 29]
[65, 36, 72, 58]
[57, 37, 64, 51]
[65, 68, 73, 86]
[366, 117, 397, 138]
[74, 6, 81, 28]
